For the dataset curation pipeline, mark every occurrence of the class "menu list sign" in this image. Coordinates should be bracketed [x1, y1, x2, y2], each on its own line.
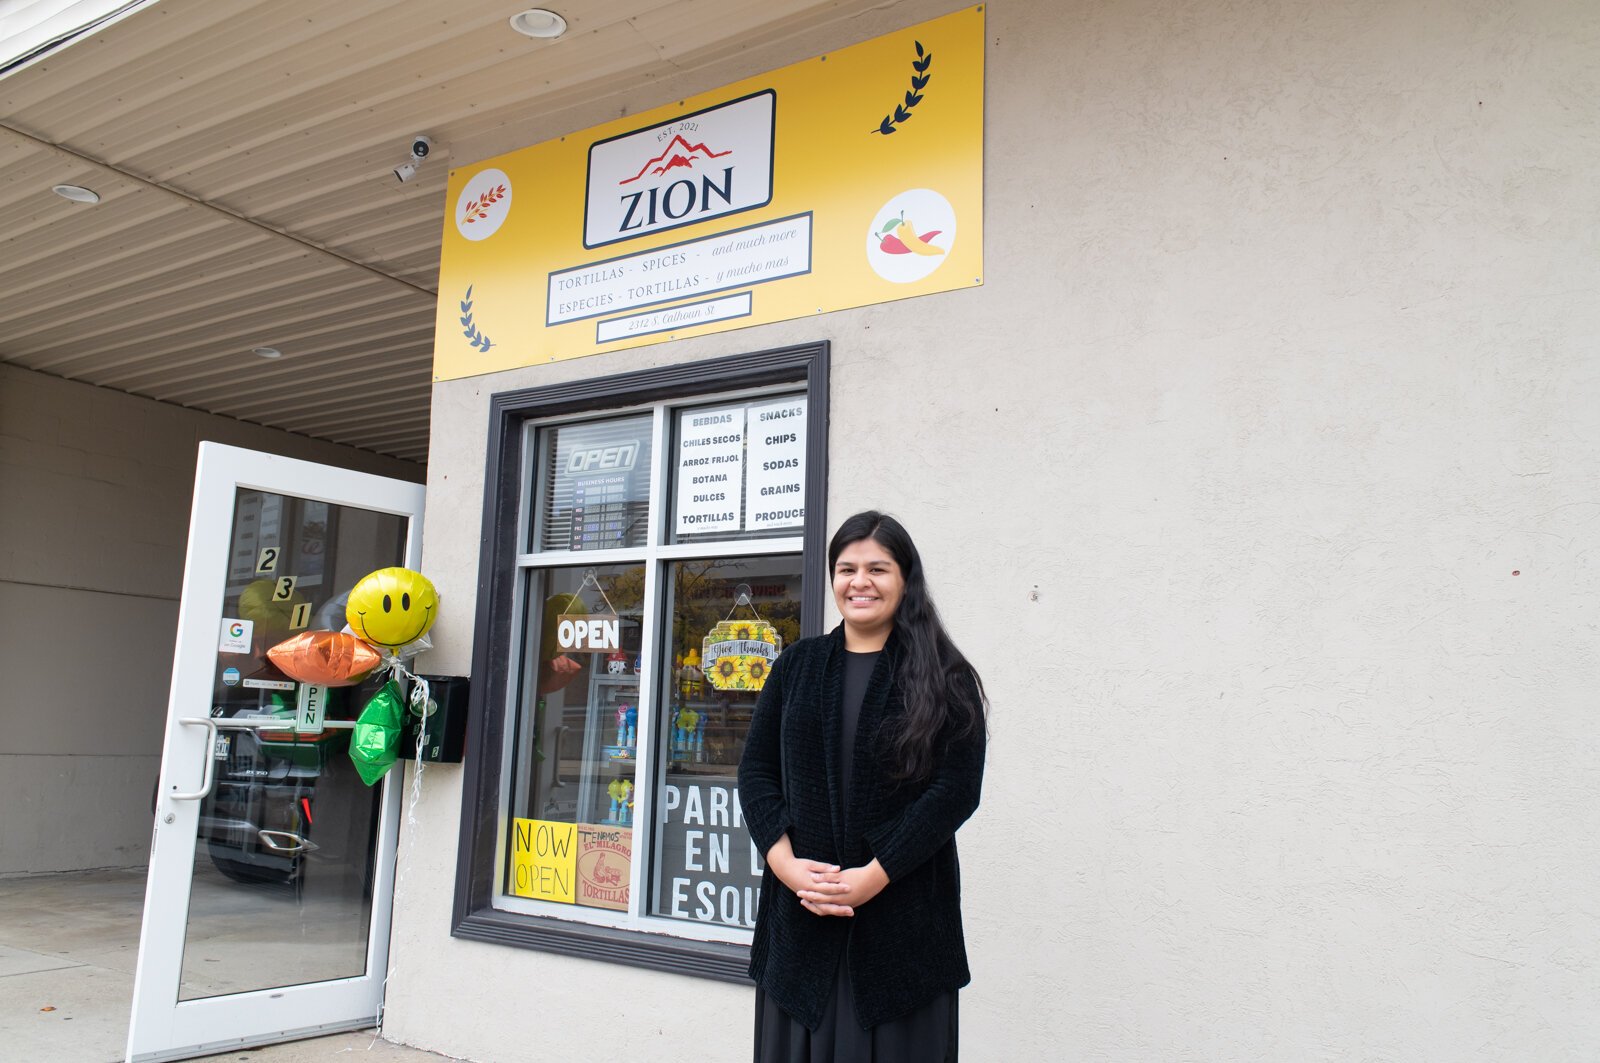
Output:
[675, 405, 746, 534]
[745, 397, 806, 531]
[674, 396, 808, 535]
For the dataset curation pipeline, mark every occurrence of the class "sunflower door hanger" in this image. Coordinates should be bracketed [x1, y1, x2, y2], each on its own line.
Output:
[702, 584, 781, 692]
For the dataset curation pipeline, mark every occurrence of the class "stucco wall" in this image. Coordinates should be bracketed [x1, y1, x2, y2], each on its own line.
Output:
[0, 364, 422, 875]
[387, 0, 1600, 1058]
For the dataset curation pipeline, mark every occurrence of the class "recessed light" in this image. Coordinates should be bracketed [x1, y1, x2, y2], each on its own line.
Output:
[251, 346, 282, 359]
[52, 184, 100, 204]
[510, 8, 567, 39]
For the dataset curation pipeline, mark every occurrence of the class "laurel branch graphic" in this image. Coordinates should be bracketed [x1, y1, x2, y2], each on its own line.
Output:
[461, 184, 506, 224]
[871, 40, 932, 135]
[459, 286, 494, 353]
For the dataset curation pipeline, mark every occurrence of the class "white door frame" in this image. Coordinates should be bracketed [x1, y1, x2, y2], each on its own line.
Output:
[126, 443, 425, 1063]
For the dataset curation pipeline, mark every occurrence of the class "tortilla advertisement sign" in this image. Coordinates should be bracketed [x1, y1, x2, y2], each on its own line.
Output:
[433, 6, 983, 380]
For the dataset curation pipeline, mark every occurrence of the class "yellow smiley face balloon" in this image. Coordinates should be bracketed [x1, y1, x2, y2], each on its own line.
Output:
[346, 567, 438, 650]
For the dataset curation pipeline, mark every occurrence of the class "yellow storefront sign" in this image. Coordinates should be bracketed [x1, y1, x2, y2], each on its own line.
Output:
[510, 817, 577, 903]
[433, 6, 984, 381]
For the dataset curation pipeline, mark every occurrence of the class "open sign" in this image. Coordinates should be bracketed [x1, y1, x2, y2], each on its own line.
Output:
[556, 613, 621, 653]
[566, 442, 639, 473]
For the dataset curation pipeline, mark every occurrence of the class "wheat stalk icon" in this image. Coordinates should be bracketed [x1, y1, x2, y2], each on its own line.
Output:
[459, 286, 494, 352]
[871, 41, 932, 135]
[462, 184, 506, 224]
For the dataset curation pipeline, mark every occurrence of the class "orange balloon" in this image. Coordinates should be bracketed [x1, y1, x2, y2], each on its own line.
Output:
[267, 631, 382, 686]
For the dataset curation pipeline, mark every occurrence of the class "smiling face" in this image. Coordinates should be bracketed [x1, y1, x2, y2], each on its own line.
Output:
[832, 538, 905, 644]
[346, 567, 438, 650]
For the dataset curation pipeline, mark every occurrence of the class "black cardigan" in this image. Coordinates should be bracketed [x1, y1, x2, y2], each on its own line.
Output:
[738, 625, 986, 1030]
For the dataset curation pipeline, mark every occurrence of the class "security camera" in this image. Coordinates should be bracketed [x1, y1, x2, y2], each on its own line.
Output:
[394, 135, 435, 182]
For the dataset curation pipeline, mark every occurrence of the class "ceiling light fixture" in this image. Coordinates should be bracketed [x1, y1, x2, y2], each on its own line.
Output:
[510, 8, 567, 39]
[52, 184, 100, 204]
[250, 346, 282, 359]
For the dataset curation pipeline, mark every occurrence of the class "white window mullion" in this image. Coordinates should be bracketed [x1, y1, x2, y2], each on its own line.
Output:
[654, 537, 803, 561]
[626, 405, 670, 926]
[491, 566, 531, 900]
[514, 547, 647, 568]
[645, 403, 668, 550]
[493, 422, 541, 896]
[628, 566, 659, 929]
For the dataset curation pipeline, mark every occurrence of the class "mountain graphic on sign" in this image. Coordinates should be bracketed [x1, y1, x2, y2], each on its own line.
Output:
[618, 135, 733, 186]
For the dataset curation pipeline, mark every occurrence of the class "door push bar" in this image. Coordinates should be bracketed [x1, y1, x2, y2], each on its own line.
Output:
[169, 715, 312, 801]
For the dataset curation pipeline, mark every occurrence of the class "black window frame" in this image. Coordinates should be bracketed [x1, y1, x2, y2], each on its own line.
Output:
[451, 342, 829, 981]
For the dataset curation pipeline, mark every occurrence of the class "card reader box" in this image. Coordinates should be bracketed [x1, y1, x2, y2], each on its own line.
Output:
[397, 674, 468, 763]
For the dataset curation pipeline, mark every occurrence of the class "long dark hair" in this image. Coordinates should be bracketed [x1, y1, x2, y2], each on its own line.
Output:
[828, 511, 987, 782]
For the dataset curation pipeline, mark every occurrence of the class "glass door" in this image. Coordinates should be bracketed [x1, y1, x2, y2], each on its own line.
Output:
[127, 443, 424, 1062]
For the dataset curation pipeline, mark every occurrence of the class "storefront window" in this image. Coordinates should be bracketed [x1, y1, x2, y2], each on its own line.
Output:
[648, 557, 802, 930]
[454, 343, 828, 979]
[500, 399, 806, 936]
[508, 564, 645, 911]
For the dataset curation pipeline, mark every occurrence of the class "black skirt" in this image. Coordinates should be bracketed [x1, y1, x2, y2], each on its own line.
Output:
[753, 949, 958, 1063]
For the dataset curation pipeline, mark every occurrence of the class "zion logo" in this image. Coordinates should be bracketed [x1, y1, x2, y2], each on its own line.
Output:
[584, 90, 775, 248]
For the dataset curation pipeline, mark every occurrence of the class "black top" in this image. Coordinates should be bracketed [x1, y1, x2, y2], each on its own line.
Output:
[839, 649, 879, 800]
[739, 626, 986, 1030]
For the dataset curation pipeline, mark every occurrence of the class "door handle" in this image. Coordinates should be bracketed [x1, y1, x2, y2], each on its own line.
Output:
[169, 717, 219, 801]
[257, 830, 318, 854]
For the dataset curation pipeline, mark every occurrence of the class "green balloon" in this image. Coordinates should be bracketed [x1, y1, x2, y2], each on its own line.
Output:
[350, 680, 405, 786]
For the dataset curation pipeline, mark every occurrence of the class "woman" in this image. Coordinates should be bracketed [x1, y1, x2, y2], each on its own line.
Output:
[739, 511, 989, 1062]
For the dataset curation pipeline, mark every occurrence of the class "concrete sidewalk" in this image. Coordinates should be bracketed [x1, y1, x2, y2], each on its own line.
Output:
[192, 1030, 465, 1062]
[0, 869, 461, 1063]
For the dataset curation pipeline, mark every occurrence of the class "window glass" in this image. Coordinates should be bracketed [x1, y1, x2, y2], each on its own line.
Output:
[647, 556, 803, 930]
[216, 492, 406, 723]
[184, 491, 407, 1000]
[463, 350, 826, 972]
[670, 395, 807, 545]
[532, 415, 653, 553]
[508, 563, 645, 911]
[492, 381, 812, 944]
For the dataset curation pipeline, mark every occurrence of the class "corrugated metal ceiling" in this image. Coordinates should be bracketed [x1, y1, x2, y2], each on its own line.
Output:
[0, 0, 907, 463]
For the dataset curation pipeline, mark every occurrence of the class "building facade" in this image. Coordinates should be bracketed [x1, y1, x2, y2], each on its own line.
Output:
[2, 0, 1595, 1059]
[379, 1, 1600, 1059]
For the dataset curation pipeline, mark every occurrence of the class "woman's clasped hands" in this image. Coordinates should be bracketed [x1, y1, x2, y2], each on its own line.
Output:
[768, 835, 888, 918]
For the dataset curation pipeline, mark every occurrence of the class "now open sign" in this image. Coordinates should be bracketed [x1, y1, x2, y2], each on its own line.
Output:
[556, 613, 621, 653]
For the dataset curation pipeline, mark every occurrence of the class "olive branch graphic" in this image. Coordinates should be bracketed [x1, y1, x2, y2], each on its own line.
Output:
[871, 40, 932, 135]
[459, 286, 494, 352]
[461, 184, 506, 224]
